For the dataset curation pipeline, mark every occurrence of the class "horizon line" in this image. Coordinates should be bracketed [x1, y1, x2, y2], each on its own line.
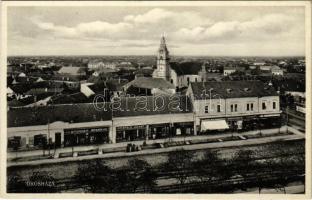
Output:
[7, 54, 305, 58]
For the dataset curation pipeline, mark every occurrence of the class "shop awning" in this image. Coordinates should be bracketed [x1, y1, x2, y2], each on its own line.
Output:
[201, 120, 229, 131]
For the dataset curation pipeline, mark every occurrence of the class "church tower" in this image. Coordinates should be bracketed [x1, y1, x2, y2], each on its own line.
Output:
[153, 34, 170, 81]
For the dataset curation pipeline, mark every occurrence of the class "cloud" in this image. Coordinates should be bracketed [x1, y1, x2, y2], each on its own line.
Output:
[172, 13, 301, 43]
[124, 8, 175, 24]
[31, 17, 133, 39]
[31, 17, 78, 37]
[30, 8, 214, 41]
[76, 21, 133, 36]
[9, 7, 305, 56]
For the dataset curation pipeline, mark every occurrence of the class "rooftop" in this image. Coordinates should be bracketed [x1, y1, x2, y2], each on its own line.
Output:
[112, 95, 192, 118]
[190, 81, 278, 100]
[8, 95, 193, 127]
[58, 66, 85, 75]
[8, 103, 111, 127]
[170, 62, 203, 76]
[124, 77, 175, 90]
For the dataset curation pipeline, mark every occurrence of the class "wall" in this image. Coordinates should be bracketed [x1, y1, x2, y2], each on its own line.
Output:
[193, 96, 280, 126]
[80, 83, 95, 97]
[113, 113, 194, 127]
[223, 69, 236, 76]
[177, 75, 201, 88]
[8, 120, 113, 147]
[259, 96, 280, 114]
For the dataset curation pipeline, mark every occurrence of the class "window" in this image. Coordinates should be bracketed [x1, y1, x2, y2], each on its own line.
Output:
[230, 105, 233, 112]
[217, 105, 221, 112]
[247, 104, 250, 111]
[170, 79, 173, 84]
[251, 103, 254, 111]
[195, 78, 198, 82]
[262, 102, 266, 110]
[234, 104, 238, 112]
[273, 102, 276, 109]
[205, 106, 209, 113]
[187, 77, 190, 85]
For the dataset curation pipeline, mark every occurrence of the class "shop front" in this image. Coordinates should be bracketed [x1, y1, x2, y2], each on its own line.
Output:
[149, 122, 194, 139]
[200, 119, 230, 134]
[173, 122, 194, 137]
[116, 125, 146, 142]
[64, 127, 109, 147]
[149, 123, 172, 139]
[116, 121, 195, 142]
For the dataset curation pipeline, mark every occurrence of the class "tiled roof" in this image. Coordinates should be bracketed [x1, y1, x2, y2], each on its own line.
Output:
[8, 95, 192, 127]
[170, 62, 202, 76]
[124, 77, 174, 90]
[271, 66, 281, 70]
[8, 103, 112, 127]
[113, 95, 192, 118]
[58, 67, 85, 75]
[50, 92, 92, 104]
[25, 88, 64, 95]
[190, 81, 278, 100]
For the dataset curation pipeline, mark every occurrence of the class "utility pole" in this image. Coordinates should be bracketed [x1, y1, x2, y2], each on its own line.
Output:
[48, 119, 51, 156]
[286, 106, 289, 133]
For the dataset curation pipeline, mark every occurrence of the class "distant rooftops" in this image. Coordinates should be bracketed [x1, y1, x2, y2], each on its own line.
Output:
[190, 81, 277, 100]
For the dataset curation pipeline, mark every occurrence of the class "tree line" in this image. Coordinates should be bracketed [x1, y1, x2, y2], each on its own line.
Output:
[7, 146, 305, 193]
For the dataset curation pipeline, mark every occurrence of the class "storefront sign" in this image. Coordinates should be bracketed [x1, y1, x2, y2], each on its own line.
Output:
[65, 127, 108, 135]
[117, 125, 145, 130]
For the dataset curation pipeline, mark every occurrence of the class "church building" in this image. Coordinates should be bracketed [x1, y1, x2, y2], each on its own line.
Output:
[152, 35, 206, 89]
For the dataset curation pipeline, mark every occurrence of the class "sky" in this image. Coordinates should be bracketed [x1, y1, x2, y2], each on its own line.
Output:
[7, 6, 305, 56]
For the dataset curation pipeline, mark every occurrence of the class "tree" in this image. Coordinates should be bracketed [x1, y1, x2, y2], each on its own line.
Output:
[231, 149, 256, 191]
[75, 159, 115, 193]
[164, 149, 194, 186]
[128, 158, 157, 192]
[7, 173, 26, 193]
[112, 166, 153, 193]
[196, 150, 220, 182]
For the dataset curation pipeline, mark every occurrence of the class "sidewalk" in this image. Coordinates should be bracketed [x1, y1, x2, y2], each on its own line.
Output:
[7, 126, 304, 167]
[7, 126, 294, 159]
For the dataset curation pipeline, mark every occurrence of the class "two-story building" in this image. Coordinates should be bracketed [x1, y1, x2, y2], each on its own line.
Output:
[187, 81, 281, 134]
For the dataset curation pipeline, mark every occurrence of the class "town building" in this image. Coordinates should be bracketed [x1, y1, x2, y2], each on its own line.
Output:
[259, 65, 274, 71]
[88, 61, 117, 70]
[223, 67, 236, 76]
[271, 66, 284, 76]
[186, 81, 281, 133]
[7, 95, 194, 150]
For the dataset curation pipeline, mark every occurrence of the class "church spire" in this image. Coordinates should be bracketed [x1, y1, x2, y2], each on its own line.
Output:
[160, 33, 166, 46]
[153, 34, 170, 81]
[159, 33, 168, 52]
